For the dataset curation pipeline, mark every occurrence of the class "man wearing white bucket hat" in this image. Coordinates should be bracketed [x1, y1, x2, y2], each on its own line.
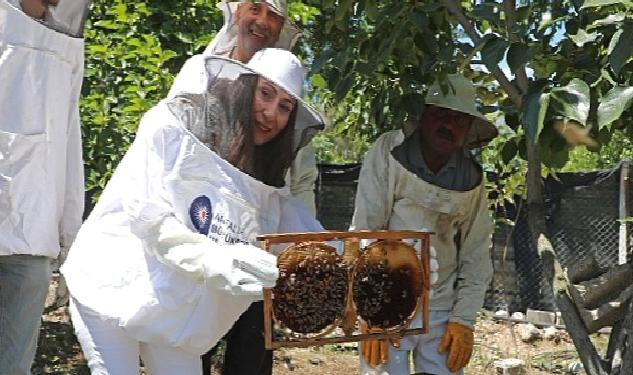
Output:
[0, 1, 89, 374]
[61, 48, 325, 375]
[351, 74, 496, 375]
[169, 0, 318, 216]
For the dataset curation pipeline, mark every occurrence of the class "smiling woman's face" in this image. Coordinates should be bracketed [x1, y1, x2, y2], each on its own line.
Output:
[20, 0, 58, 19]
[251, 76, 296, 145]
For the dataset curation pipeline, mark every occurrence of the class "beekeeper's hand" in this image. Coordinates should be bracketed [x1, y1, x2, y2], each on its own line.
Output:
[360, 321, 400, 368]
[229, 243, 279, 291]
[437, 321, 474, 372]
[141, 215, 278, 296]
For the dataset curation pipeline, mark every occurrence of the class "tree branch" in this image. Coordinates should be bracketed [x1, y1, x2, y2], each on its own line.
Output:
[441, 0, 524, 108]
[503, 0, 529, 95]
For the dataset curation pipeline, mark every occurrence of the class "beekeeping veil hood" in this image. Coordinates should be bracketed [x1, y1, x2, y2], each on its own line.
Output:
[405, 74, 498, 148]
[167, 48, 324, 187]
[204, 0, 302, 56]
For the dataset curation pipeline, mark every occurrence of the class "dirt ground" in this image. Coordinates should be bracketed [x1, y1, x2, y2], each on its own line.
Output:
[32, 276, 606, 374]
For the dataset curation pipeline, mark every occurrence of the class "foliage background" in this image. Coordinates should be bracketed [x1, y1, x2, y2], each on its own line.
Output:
[81, 0, 633, 207]
[81, 0, 321, 203]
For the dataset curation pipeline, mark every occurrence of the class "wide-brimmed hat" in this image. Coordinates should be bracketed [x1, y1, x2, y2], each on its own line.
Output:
[425, 74, 498, 147]
[406, 74, 498, 148]
[204, 0, 302, 57]
[204, 48, 324, 150]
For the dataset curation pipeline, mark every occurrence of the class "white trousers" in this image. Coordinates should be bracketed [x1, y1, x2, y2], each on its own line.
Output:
[69, 299, 202, 375]
[359, 311, 463, 375]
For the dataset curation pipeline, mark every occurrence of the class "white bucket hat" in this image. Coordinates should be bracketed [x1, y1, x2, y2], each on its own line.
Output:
[204, 48, 324, 150]
[204, 0, 302, 57]
[424, 74, 498, 147]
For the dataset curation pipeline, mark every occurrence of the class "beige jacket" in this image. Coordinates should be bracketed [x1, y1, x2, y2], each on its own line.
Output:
[350, 130, 493, 327]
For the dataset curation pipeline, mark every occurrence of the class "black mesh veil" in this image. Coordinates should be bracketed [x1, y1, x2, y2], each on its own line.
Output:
[167, 56, 324, 187]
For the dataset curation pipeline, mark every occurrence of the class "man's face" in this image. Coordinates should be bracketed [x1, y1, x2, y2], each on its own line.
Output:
[420, 105, 473, 157]
[234, 2, 284, 60]
[20, 0, 58, 19]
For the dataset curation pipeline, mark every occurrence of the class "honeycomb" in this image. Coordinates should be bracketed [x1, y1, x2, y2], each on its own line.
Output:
[352, 240, 423, 329]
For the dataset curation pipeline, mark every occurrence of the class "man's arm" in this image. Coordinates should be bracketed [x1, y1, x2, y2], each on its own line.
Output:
[286, 144, 318, 216]
[350, 134, 395, 231]
[449, 183, 494, 327]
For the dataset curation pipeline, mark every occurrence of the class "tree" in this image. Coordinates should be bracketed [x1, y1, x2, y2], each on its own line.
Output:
[81, 0, 321, 204]
[311, 1, 633, 373]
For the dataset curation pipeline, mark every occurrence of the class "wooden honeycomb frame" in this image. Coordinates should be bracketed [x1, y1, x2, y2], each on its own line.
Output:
[257, 230, 431, 349]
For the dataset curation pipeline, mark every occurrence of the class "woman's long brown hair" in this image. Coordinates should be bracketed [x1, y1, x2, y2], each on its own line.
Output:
[219, 74, 296, 187]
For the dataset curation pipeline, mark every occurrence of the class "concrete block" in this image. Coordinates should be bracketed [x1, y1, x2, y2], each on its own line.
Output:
[526, 309, 556, 326]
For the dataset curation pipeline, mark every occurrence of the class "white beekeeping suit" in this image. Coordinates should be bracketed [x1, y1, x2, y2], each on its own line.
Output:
[0, 0, 87, 260]
[61, 49, 325, 357]
[0, 2, 89, 373]
[168, 0, 319, 215]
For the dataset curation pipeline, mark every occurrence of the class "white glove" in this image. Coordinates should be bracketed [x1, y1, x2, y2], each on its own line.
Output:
[229, 243, 278, 289]
[143, 215, 278, 296]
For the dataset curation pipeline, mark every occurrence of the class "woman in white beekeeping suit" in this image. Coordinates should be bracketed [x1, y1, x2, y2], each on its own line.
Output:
[169, 0, 319, 216]
[0, 1, 89, 374]
[61, 48, 325, 375]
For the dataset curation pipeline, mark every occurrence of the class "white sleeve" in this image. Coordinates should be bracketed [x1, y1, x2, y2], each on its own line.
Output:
[59, 53, 85, 257]
[449, 183, 494, 327]
[349, 134, 394, 231]
[141, 214, 278, 296]
[285, 144, 318, 216]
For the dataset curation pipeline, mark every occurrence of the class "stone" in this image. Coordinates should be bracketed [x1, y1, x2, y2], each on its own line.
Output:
[526, 309, 556, 326]
[542, 326, 561, 342]
[517, 323, 541, 342]
[511, 311, 525, 320]
[494, 358, 526, 374]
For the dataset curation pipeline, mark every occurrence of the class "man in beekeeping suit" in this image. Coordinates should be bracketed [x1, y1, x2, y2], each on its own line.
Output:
[168, 2, 320, 374]
[0, 1, 90, 374]
[169, 0, 319, 215]
[351, 74, 497, 375]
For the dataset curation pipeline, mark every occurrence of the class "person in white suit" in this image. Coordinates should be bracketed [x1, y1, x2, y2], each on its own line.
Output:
[61, 48, 325, 375]
[353, 75, 497, 375]
[168, 3, 320, 373]
[0, 1, 89, 374]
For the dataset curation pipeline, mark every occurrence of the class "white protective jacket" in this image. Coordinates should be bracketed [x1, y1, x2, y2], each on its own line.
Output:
[0, 1, 84, 258]
[61, 101, 322, 355]
[351, 130, 493, 328]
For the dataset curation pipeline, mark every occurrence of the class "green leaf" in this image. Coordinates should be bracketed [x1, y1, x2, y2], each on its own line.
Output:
[523, 92, 551, 144]
[481, 35, 509, 71]
[608, 21, 633, 75]
[569, 29, 598, 47]
[581, 0, 633, 8]
[590, 12, 626, 27]
[550, 79, 591, 125]
[501, 141, 518, 164]
[507, 43, 530, 72]
[598, 86, 633, 128]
